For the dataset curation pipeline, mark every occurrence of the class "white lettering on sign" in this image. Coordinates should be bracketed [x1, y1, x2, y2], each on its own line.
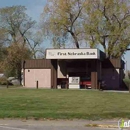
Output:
[46, 49, 100, 59]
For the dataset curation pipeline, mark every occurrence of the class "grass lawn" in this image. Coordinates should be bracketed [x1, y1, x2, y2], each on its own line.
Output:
[0, 88, 130, 120]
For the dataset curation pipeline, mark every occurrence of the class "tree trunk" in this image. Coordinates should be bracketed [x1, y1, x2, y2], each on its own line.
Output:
[70, 31, 79, 48]
[33, 52, 37, 59]
[103, 45, 107, 58]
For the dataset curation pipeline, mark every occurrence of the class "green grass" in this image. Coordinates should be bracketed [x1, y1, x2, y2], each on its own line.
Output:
[0, 88, 130, 120]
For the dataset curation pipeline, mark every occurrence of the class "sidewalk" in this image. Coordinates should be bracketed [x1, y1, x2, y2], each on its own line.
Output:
[0, 119, 121, 128]
[0, 119, 129, 130]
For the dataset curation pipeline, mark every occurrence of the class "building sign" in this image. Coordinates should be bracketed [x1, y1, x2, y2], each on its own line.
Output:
[46, 49, 100, 59]
[69, 77, 80, 84]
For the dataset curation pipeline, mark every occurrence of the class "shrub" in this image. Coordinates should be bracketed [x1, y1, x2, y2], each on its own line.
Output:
[0, 77, 12, 85]
[123, 78, 130, 88]
[128, 71, 130, 79]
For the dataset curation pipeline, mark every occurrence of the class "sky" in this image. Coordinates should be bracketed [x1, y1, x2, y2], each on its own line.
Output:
[0, 0, 47, 20]
[0, 0, 130, 70]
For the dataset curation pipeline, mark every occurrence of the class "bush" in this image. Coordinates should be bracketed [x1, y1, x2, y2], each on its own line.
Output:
[0, 77, 13, 85]
[123, 78, 130, 88]
[128, 71, 130, 79]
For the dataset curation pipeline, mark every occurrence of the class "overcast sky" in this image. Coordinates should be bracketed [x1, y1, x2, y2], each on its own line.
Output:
[0, 0, 130, 70]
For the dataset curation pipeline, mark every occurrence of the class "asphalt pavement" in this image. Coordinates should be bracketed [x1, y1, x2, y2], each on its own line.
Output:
[0, 119, 121, 130]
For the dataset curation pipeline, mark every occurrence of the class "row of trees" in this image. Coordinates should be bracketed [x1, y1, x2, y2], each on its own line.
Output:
[0, 0, 130, 82]
[42, 0, 130, 58]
